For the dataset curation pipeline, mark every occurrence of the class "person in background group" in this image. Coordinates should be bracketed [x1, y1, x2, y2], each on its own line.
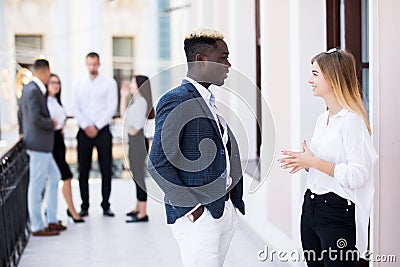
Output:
[47, 73, 84, 223]
[18, 59, 66, 236]
[73, 52, 118, 217]
[120, 75, 155, 223]
[280, 48, 378, 267]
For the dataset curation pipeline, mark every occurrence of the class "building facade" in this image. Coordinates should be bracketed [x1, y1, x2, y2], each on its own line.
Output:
[168, 0, 400, 266]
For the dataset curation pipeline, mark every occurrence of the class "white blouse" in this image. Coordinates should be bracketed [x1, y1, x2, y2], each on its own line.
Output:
[125, 96, 148, 131]
[307, 108, 378, 256]
[47, 96, 66, 131]
[73, 74, 118, 130]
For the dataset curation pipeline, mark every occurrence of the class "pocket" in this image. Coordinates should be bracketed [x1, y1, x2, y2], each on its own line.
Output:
[324, 193, 351, 208]
[316, 198, 355, 226]
[194, 207, 209, 224]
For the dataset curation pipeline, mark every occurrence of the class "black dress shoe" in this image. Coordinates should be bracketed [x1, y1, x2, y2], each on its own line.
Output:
[103, 209, 115, 217]
[126, 215, 149, 223]
[126, 210, 139, 217]
[79, 209, 89, 217]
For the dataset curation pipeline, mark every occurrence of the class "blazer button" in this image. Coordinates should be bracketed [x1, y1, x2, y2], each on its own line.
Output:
[220, 149, 225, 155]
[221, 173, 226, 178]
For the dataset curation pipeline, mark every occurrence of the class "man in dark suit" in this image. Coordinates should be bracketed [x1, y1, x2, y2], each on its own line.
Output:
[19, 59, 65, 236]
[148, 29, 245, 267]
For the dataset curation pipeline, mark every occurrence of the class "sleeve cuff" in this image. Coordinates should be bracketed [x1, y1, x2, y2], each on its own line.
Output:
[95, 122, 107, 130]
[333, 163, 349, 188]
[79, 122, 89, 129]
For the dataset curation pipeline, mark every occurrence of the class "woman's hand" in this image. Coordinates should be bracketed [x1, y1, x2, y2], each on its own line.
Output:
[279, 140, 316, 174]
[120, 83, 130, 98]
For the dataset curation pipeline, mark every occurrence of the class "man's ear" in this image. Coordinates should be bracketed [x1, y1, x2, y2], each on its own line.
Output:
[195, 54, 207, 66]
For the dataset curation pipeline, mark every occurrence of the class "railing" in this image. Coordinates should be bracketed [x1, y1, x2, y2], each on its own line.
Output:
[0, 140, 30, 267]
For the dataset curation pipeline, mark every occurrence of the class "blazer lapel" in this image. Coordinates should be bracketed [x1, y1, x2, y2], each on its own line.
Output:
[181, 80, 222, 138]
[32, 82, 50, 117]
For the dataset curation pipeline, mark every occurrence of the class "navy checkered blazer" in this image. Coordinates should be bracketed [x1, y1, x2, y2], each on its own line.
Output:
[148, 80, 245, 224]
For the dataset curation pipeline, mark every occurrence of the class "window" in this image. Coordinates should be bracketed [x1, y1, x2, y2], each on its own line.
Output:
[326, 0, 370, 116]
[112, 36, 134, 116]
[15, 35, 43, 98]
[15, 35, 43, 65]
[243, 0, 262, 180]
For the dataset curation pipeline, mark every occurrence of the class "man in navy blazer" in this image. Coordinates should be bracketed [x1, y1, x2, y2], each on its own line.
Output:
[148, 29, 245, 267]
[18, 59, 64, 236]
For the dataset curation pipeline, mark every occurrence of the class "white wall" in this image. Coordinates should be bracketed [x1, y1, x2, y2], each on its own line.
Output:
[371, 0, 400, 265]
[0, 0, 18, 142]
[183, 0, 258, 161]
[169, 0, 191, 66]
[240, 1, 326, 266]
[134, 0, 159, 76]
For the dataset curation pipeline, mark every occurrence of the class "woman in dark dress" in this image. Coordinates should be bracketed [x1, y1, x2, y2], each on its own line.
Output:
[120, 75, 154, 223]
[47, 73, 84, 223]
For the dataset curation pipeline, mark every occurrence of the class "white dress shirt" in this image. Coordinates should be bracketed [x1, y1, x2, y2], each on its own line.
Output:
[73, 74, 118, 130]
[32, 77, 46, 95]
[184, 77, 233, 220]
[185, 77, 232, 188]
[125, 95, 148, 131]
[307, 108, 378, 255]
[47, 96, 66, 130]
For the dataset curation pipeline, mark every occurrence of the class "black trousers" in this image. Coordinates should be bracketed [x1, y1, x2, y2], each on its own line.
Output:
[77, 126, 112, 211]
[128, 130, 148, 202]
[301, 189, 357, 267]
[52, 130, 73, 180]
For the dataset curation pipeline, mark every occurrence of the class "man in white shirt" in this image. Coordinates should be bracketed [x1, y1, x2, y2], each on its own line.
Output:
[73, 52, 118, 217]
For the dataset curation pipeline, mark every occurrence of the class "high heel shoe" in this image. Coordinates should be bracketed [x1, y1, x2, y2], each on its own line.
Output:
[67, 209, 85, 223]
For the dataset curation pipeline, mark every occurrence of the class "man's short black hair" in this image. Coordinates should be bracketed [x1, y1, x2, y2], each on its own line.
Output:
[86, 52, 100, 60]
[184, 29, 224, 62]
[33, 59, 49, 71]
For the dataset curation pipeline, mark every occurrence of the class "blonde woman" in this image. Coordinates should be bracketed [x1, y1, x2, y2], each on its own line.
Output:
[280, 49, 377, 266]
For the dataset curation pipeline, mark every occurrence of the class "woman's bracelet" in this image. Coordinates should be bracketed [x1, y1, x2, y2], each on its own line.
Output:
[328, 163, 335, 177]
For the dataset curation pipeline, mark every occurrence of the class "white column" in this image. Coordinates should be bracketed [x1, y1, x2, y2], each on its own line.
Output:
[89, 0, 112, 75]
[89, 0, 105, 55]
[0, 0, 4, 69]
[135, 0, 159, 76]
[52, 0, 72, 113]
[288, 0, 326, 250]
[370, 0, 400, 264]
[0, 0, 5, 139]
[0, 0, 18, 142]
[240, 0, 326, 255]
[259, 0, 294, 251]
[169, 0, 191, 66]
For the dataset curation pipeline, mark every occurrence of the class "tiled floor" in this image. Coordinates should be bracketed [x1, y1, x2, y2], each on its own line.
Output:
[19, 178, 285, 267]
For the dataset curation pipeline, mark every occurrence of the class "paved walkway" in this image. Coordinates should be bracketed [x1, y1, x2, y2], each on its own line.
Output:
[18, 178, 283, 267]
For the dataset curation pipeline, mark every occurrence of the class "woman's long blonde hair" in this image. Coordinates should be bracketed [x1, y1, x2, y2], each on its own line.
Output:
[311, 49, 371, 134]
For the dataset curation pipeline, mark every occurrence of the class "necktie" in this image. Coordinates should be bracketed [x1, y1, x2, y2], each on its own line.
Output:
[209, 91, 232, 189]
[209, 92, 228, 145]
